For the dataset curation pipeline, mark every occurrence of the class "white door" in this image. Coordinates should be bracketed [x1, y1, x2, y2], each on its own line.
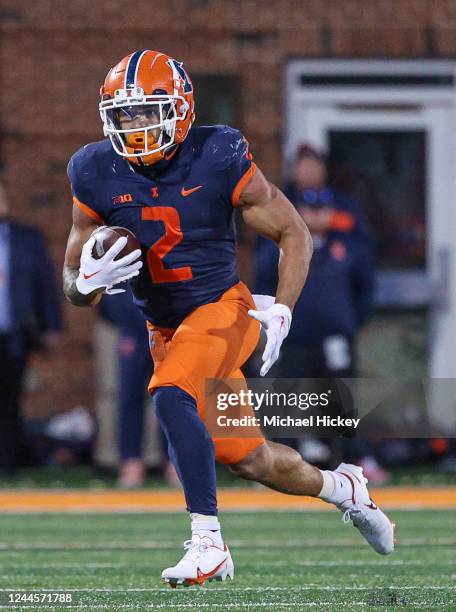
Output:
[285, 63, 456, 377]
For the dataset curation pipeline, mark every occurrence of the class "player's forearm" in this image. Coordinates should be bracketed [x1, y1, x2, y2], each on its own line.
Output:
[275, 222, 313, 311]
[62, 266, 102, 307]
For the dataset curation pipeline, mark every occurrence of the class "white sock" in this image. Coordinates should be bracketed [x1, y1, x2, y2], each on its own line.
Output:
[317, 470, 336, 502]
[317, 469, 353, 505]
[190, 513, 223, 547]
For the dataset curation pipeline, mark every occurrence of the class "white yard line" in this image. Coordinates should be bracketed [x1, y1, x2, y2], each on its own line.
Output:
[0, 605, 384, 610]
[254, 559, 455, 567]
[0, 601, 451, 610]
[0, 537, 455, 550]
[0, 586, 455, 592]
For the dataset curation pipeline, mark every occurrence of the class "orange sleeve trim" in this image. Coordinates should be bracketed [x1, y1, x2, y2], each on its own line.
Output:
[72, 196, 104, 224]
[231, 162, 258, 208]
[330, 210, 356, 233]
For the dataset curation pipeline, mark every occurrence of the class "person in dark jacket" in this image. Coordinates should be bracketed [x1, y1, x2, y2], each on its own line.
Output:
[0, 183, 63, 471]
[256, 143, 374, 374]
[283, 143, 373, 247]
[253, 145, 389, 483]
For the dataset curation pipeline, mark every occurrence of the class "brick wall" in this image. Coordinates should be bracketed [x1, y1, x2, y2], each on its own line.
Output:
[1, 0, 455, 416]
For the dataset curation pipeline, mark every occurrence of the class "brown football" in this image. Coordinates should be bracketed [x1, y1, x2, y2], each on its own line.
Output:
[91, 226, 141, 260]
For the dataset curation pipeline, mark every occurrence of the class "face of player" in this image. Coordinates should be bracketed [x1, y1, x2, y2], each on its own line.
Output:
[117, 105, 162, 143]
[293, 157, 327, 190]
[113, 104, 175, 153]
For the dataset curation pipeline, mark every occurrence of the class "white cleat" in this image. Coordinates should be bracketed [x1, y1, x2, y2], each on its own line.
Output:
[335, 462, 396, 555]
[161, 534, 234, 588]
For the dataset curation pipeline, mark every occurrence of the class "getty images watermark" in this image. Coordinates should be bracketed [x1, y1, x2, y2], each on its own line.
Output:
[215, 388, 360, 430]
[205, 378, 456, 439]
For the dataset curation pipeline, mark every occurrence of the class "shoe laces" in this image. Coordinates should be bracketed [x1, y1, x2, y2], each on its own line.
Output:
[342, 505, 373, 533]
[182, 535, 212, 563]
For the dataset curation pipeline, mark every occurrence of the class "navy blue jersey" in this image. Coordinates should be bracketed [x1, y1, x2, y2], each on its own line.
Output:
[68, 126, 256, 328]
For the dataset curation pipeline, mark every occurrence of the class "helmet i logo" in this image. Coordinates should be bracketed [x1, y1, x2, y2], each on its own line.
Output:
[167, 59, 193, 94]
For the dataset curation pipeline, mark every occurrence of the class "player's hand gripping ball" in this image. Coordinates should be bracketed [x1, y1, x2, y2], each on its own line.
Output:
[76, 226, 143, 296]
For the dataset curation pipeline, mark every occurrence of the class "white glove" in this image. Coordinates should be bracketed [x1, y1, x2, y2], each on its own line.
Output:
[252, 294, 276, 311]
[75, 235, 143, 296]
[248, 297, 292, 376]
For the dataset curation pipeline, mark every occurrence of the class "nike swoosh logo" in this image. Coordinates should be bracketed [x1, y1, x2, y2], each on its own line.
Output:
[181, 185, 203, 197]
[83, 271, 100, 280]
[196, 557, 227, 580]
[340, 471, 357, 504]
[365, 501, 378, 510]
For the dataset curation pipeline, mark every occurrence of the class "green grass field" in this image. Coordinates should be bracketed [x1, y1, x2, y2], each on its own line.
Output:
[0, 510, 455, 611]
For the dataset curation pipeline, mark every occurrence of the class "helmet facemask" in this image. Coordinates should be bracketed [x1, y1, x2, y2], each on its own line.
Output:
[99, 88, 189, 165]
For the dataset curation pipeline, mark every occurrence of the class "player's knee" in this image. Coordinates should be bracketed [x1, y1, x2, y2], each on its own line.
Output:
[229, 443, 270, 481]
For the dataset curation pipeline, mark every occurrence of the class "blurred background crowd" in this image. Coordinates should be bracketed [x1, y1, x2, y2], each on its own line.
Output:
[1, 0, 456, 488]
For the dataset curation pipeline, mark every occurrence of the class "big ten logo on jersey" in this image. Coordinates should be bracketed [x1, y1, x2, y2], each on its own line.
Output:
[113, 193, 134, 205]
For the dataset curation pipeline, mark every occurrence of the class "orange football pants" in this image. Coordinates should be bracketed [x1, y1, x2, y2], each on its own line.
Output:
[147, 281, 265, 464]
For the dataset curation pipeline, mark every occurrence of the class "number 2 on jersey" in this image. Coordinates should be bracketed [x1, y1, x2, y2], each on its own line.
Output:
[141, 207, 193, 283]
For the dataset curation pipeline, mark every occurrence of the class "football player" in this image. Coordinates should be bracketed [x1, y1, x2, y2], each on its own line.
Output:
[63, 50, 395, 587]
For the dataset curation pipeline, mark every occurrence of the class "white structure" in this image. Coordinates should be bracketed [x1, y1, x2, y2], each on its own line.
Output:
[285, 60, 456, 379]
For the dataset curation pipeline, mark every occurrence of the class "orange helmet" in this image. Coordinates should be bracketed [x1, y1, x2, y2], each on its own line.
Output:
[99, 50, 195, 166]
